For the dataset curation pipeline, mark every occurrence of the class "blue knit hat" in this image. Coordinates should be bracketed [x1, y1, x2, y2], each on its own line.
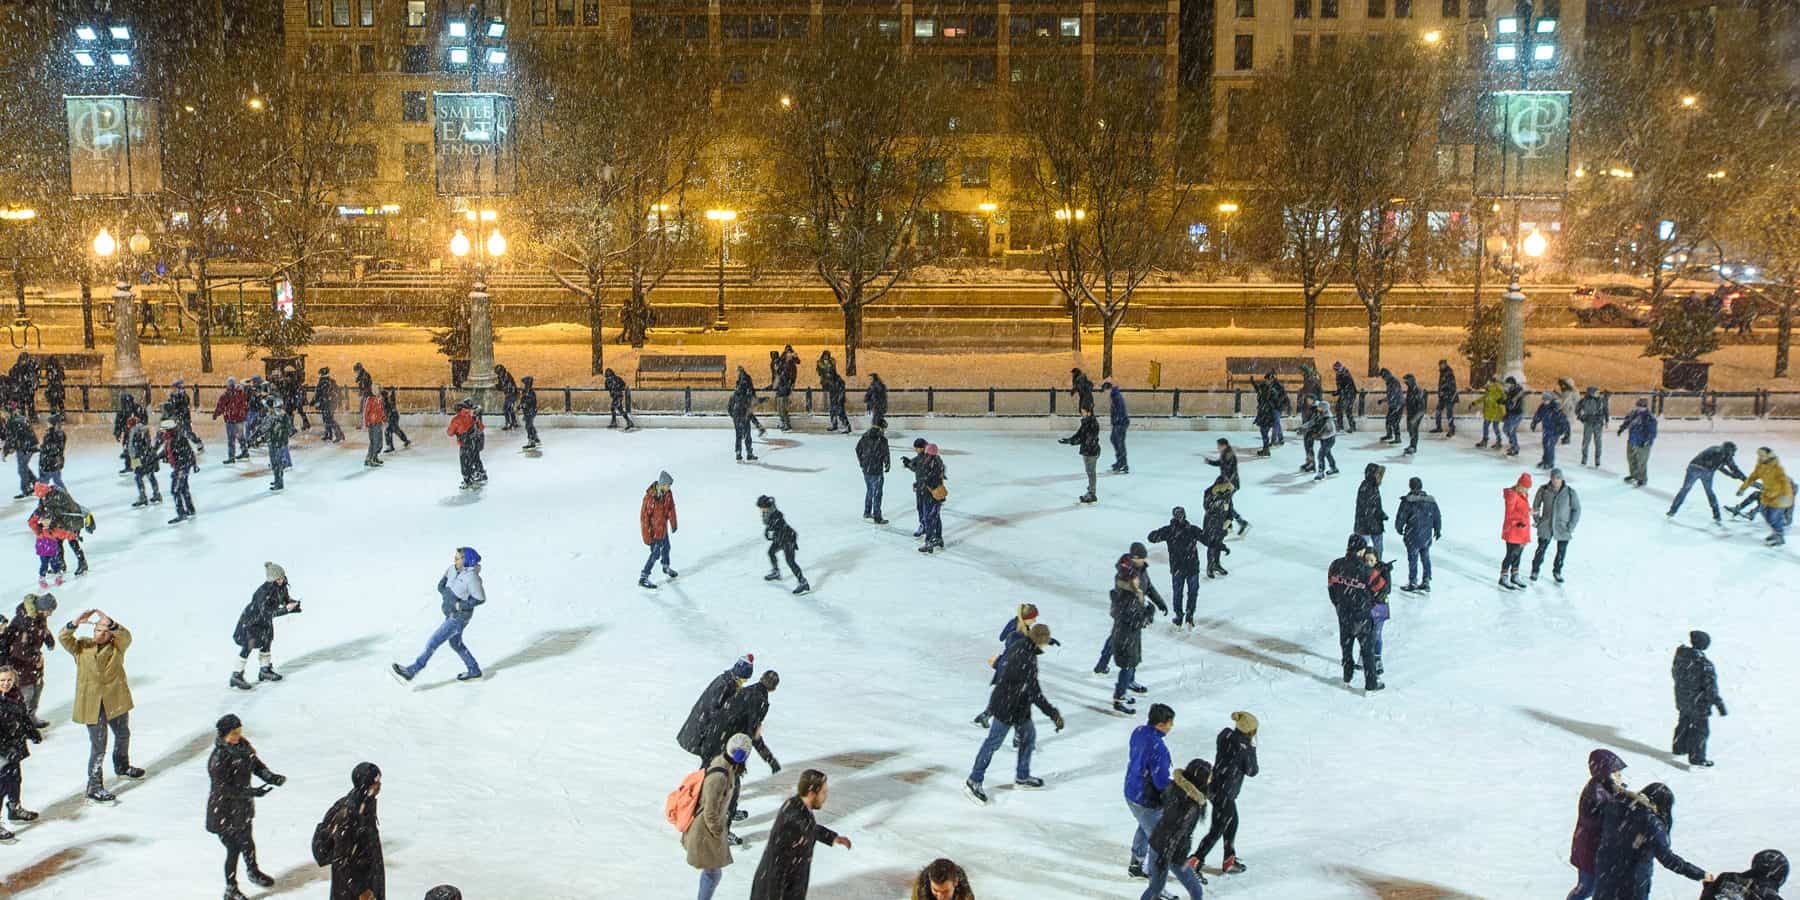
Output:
[461, 547, 481, 567]
[732, 654, 754, 680]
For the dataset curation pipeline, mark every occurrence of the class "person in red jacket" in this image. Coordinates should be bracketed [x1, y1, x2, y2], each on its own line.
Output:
[638, 471, 678, 589]
[360, 389, 387, 468]
[211, 377, 251, 463]
[446, 401, 486, 489]
[1500, 472, 1532, 589]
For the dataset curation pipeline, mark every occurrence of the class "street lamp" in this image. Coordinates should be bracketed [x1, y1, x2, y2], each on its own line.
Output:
[93, 226, 149, 387]
[447, 2, 507, 92]
[1217, 202, 1240, 262]
[705, 209, 737, 331]
[448, 217, 505, 405]
[1680, 94, 1698, 108]
[1499, 226, 1548, 384]
[1422, 30, 1442, 44]
[2, 207, 36, 320]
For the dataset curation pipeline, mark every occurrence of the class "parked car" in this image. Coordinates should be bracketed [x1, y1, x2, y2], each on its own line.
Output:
[1570, 283, 1655, 325]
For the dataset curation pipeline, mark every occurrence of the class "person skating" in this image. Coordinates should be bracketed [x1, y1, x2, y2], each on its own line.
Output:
[1107, 561, 1159, 715]
[1530, 468, 1582, 583]
[1532, 392, 1571, 470]
[1299, 361, 1324, 407]
[638, 471, 679, 589]
[360, 387, 386, 468]
[1591, 783, 1709, 899]
[1061, 408, 1102, 503]
[380, 387, 411, 452]
[1205, 438, 1251, 533]
[1364, 547, 1393, 674]
[914, 443, 946, 552]
[212, 377, 252, 462]
[1297, 395, 1320, 471]
[40, 357, 63, 420]
[1378, 368, 1404, 444]
[749, 769, 853, 900]
[265, 400, 294, 492]
[1328, 537, 1380, 690]
[31, 518, 61, 589]
[1700, 850, 1788, 900]
[1669, 441, 1747, 523]
[965, 623, 1064, 804]
[313, 367, 343, 442]
[164, 379, 204, 451]
[0, 594, 55, 727]
[113, 392, 142, 473]
[685, 732, 751, 900]
[1104, 381, 1130, 473]
[0, 665, 43, 839]
[603, 367, 634, 430]
[496, 364, 522, 430]
[229, 563, 302, 691]
[1401, 373, 1427, 455]
[1564, 749, 1626, 900]
[1576, 386, 1609, 467]
[1137, 757, 1213, 900]
[1394, 477, 1441, 592]
[60, 609, 142, 802]
[277, 366, 311, 431]
[1501, 376, 1527, 456]
[1252, 374, 1280, 457]
[314, 762, 384, 900]
[730, 368, 760, 461]
[1672, 630, 1726, 767]
[1312, 398, 1340, 480]
[1558, 377, 1580, 447]
[34, 415, 64, 492]
[700, 670, 783, 777]
[1737, 447, 1793, 546]
[352, 362, 372, 399]
[207, 713, 286, 899]
[772, 348, 797, 431]
[911, 859, 974, 900]
[1194, 711, 1259, 876]
[1471, 376, 1504, 448]
[973, 604, 1053, 729]
[243, 376, 267, 447]
[1354, 463, 1388, 557]
[1070, 367, 1095, 413]
[446, 400, 487, 490]
[864, 373, 888, 425]
[1500, 472, 1533, 589]
[154, 417, 198, 524]
[123, 415, 162, 506]
[757, 496, 809, 594]
[822, 367, 850, 434]
[1433, 359, 1458, 437]
[1201, 477, 1235, 578]
[1, 405, 36, 499]
[1149, 508, 1202, 627]
[855, 419, 890, 524]
[1123, 703, 1175, 878]
[391, 548, 487, 683]
[1617, 398, 1657, 486]
[1332, 361, 1359, 433]
[518, 376, 540, 449]
[678, 656, 754, 765]
[902, 437, 930, 532]
[1095, 547, 1168, 675]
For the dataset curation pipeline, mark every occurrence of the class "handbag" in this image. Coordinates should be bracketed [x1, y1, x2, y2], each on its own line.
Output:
[930, 484, 948, 502]
[1371, 601, 1390, 623]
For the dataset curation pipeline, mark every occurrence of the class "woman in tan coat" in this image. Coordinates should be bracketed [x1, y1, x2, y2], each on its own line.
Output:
[685, 732, 750, 900]
[58, 609, 141, 802]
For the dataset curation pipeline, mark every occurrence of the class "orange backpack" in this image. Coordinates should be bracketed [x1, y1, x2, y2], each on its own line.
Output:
[665, 766, 726, 833]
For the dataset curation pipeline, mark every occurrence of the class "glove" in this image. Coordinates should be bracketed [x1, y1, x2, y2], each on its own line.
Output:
[267, 773, 287, 787]
[767, 756, 782, 774]
[1717, 703, 1728, 717]
[252, 785, 274, 797]
[1050, 712, 1066, 732]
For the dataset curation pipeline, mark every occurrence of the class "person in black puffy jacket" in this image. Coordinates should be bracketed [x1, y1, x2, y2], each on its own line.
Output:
[1354, 463, 1388, 557]
[229, 563, 301, 691]
[1672, 630, 1727, 766]
[1139, 758, 1213, 900]
[1194, 712, 1258, 876]
[1149, 508, 1203, 627]
[1701, 849, 1788, 900]
[758, 496, 808, 594]
[1061, 408, 1101, 504]
[1591, 783, 1707, 900]
[964, 623, 1063, 804]
[206, 713, 285, 898]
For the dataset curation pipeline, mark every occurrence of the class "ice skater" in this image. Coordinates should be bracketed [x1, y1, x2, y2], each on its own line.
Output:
[964, 623, 1063, 805]
[1148, 508, 1202, 627]
[864, 372, 887, 424]
[748, 770, 854, 897]
[0, 665, 42, 840]
[1530, 468, 1581, 583]
[1205, 438, 1250, 533]
[31, 519, 61, 589]
[1328, 536, 1379, 690]
[34, 415, 64, 491]
[638, 471, 679, 589]
[228, 563, 302, 691]
[1137, 757, 1213, 900]
[1401, 373, 1426, 455]
[206, 713, 285, 900]
[1107, 560, 1159, 715]
[1095, 546, 1166, 675]
[604, 367, 635, 430]
[757, 496, 809, 595]
[447, 400, 487, 490]
[1671, 630, 1726, 767]
[1432, 359, 1458, 437]
[313, 367, 343, 442]
[1501, 376, 1526, 456]
[360, 387, 386, 467]
[59, 608, 143, 802]
[1562, 749, 1626, 900]
[1500, 472, 1532, 589]
[1617, 397, 1657, 486]
[2, 404, 36, 499]
[822, 366, 850, 433]
[314, 763, 384, 900]
[1104, 380, 1130, 473]
[1123, 703, 1175, 879]
[1377, 368, 1403, 444]
[392, 548, 487, 683]
[972, 604, 1050, 729]
[212, 377, 251, 462]
[1, 593, 56, 727]
[1668, 441, 1746, 522]
[1575, 386, 1608, 466]
[1060, 408, 1102, 503]
[1532, 391, 1570, 471]
[855, 418, 890, 523]
[914, 443, 946, 552]
[1194, 712, 1258, 877]
[154, 418, 198, 524]
[1201, 477, 1234, 578]
[497, 364, 522, 430]
[1332, 361, 1359, 433]
[381, 387, 411, 452]
[520, 376, 540, 449]
[265, 400, 294, 492]
[1353, 463, 1387, 558]
[729, 368, 759, 462]
[1394, 477, 1441, 592]
[1736, 447, 1792, 546]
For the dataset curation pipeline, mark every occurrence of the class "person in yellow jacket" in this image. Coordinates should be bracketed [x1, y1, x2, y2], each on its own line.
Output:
[1739, 447, 1794, 546]
[59, 609, 143, 802]
[1470, 378, 1506, 450]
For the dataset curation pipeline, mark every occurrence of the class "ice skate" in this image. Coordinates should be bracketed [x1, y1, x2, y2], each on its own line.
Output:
[258, 666, 283, 682]
[456, 670, 483, 682]
[229, 672, 254, 691]
[222, 885, 248, 900]
[963, 779, 989, 805]
[1014, 776, 1045, 790]
[1112, 699, 1135, 715]
[639, 576, 658, 590]
[390, 663, 416, 683]
[1222, 856, 1247, 874]
[764, 570, 782, 581]
[6, 802, 37, 822]
[792, 580, 811, 595]
[86, 786, 116, 803]
[246, 869, 275, 888]
[663, 567, 679, 579]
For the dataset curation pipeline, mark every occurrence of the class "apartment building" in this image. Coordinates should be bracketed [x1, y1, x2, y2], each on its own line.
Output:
[1593, 0, 1798, 90]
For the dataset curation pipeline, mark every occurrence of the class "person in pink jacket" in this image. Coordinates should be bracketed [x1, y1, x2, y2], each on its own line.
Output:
[1500, 473, 1532, 589]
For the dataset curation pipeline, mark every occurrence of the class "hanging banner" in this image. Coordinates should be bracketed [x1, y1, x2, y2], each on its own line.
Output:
[65, 95, 164, 198]
[433, 92, 516, 196]
[1474, 90, 1572, 199]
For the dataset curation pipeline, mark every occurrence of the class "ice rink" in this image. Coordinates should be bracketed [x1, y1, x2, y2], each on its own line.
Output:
[7, 412, 1795, 899]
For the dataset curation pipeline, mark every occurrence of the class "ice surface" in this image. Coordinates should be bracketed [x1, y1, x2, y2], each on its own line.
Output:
[9, 418, 1795, 898]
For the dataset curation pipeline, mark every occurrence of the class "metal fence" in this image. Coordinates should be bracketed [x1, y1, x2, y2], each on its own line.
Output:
[42, 382, 1800, 421]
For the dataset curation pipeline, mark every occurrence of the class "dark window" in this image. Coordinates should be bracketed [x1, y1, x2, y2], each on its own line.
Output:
[557, 0, 575, 25]
[332, 0, 351, 26]
[1010, 157, 1036, 189]
[585, 0, 600, 25]
[781, 14, 807, 36]
[407, 0, 427, 26]
[331, 44, 354, 72]
[1236, 0, 1254, 16]
[972, 56, 996, 81]
[721, 14, 748, 38]
[401, 44, 430, 71]
[633, 14, 657, 35]
[1096, 13, 1116, 38]
[1233, 33, 1253, 69]
[532, 0, 547, 25]
[1366, 0, 1384, 17]
[943, 58, 970, 80]
[1226, 89, 1251, 144]
[1294, 0, 1310, 17]
[960, 157, 991, 188]
[402, 91, 428, 121]
[922, 159, 947, 184]
[304, 46, 328, 71]
[341, 144, 378, 181]
[973, 15, 997, 39]
[1321, 0, 1338, 16]
[404, 143, 432, 183]
[1441, 0, 1458, 14]
[309, 0, 325, 27]
[359, 0, 374, 26]
[1394, 0, 1411, 16]
[356, 94, 377, 122]
[1319, 32, 1339, 55]
[688, 16, 708, 37]
[1294, 33, 1312, 63]
[1467, 0, 1485, 15]
[750, 14, 777, 37]
[359, 44, 377, 71]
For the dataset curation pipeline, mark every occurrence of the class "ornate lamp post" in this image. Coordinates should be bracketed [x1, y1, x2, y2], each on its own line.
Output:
[1500, 227, 1548, 384]
[704, 209, 736, 331]
[93, 225, 150, 389]
[449, 217, 505, 408]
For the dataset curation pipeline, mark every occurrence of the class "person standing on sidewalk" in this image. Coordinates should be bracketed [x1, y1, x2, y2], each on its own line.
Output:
[60, 608, 143, 802]
[391, 548, 487, 684]
[1105, 381, 1130, 474]
[360, 387, 386, 467]
[1617, 398, 1657, 486]
[855, 419, 890, 524]
[1061, 408, 1102, 504]
[639, 472, 679, 589]
[212, 377, 250, 463]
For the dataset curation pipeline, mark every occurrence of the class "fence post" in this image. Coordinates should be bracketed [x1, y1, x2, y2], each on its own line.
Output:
[1172, 389, 1181, 417]
[562, 386, 572, 412]
[437, 386, 447, 412]
[804, 387, 813, 412]
[79, 385, 90, 412]
[1233, 390, 1242, 415]
[1049, 388, 1056, 415]
[988, 387, 995, 414]
[684, 386, 693, 415]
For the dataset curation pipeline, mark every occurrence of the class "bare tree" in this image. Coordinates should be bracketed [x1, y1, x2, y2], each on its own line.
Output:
[517, 44, 710, 371]
[760, 38, 949, 376]
[1012, 65, 1192, 377]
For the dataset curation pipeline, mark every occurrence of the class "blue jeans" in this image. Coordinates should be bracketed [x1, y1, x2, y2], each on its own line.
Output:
[1372, 618, 1386, 659]
[225, 421, 245, 459]
[1127, 801, 1163, 864]
[14, 452, 34, 495]
[1095, 637, 1113, 671]
[1564, 866, 1595, 900]
[642, 538, 671, 577]
[1113, 665, 1137, 701]
[969, 716, 1035, 783]
[1271, 416, 1284, 443]
[1670, 465, 1720, 518]
[921, 496, 943, 543]
[914, 489, 928, 533]
[863, 473, 884, 518]
[1764, 505, 1793, 539]
[40, 467, 65, 492]
[1170, 569, 1199, 622]
[404, 615, 479, 677]
[698, 867, 722, 900]
[1482, 420, 1500, 443]
[1110, 425, 1128, 468]
[1540, 430, 1558, 467]
[1502, 414, 1522, 451]
[1359, 533, 1384, 558]
[1405, 541, 1432, 585]
[1140, 847, 1206, 900]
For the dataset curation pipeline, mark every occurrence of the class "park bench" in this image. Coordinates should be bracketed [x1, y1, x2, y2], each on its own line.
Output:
[636, 354, 727, 388]
[1225, 355, 1317, 390]
[44, 352, 106, 383]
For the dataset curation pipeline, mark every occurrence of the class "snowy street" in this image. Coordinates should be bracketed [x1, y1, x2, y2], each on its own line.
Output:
[7, 416, 1795, 899]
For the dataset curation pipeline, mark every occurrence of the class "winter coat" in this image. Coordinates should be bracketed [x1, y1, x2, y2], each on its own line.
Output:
[60, 622, 133, 724]
[682, 755, 740, 871]
[1690, 444, 1747, 478]
[912, 454, 946, 494]
[986, 644, 1059, 727]
[1124, 723, 1173, 807]
[36, 428, 64, 472]
[1253, 381, 1280, 428]
[1478, 383, 1506, 422]
[1328, 552, 1371, 619]
[774, 356, 797, 397]
[1700, 850, 1790, 900]
[0, 692, 41, 766]
[127, 422, 158, 473]
[1207, 447, 1241, 488]
[35, 486, 87, 539]
[2, 414, 36, 455]
[163, 390, 194, 428]
[854, 429, 890, 476]
[1300, 364, 1323, 402]
[821, 370, 846, 403]
[1108, 586, 1156, 670]
[1502, 488, 1532, 545]
[206, 736, 277, 837]
[864, 379, 886, 413]
[641, 486, 677, 543]
[1148, 518, 1204, 574]
[749, 794, 841, 900]
[1503, 383, 1527, 418]
[1576, 393, 1610, 428]
[265, 411, 293, 451]
[1210, 726, 1258, 800]
[1532, 398, 1570, 438]
[1393, 489, 1441, 546]
[213, 387, 249, 424]
[1561, 385, 1581, 421]
[1066, 416, 1101, 457]
[1070, 371, 1095, 408]
[1354, 464, 1387, 535]
[763, 509, 798, 551]
[360, 394, 386, 428]
[1437, 366, 1458, 403]
[729, 378, 756, 421]
[0, 604, 54, 686]
[1618, 408, 1657, 447]
[1741, 458, 1794, 509]
[446, 408, 484, 444]
[1145, 769, 1211, 865]
[438, 564, 487, 621]
[1334, 368, 1359, 405]
[1592, 793, 1705, 900]
[603, 370, 627, 401]
[156, 428, 196, 469]
[520, 384, 538, 417]
[312, 375, 338, 411]
[1672, 645, 1725, 717]
[1201, 480, 1234, 545]
[113, 395, 141, 442]
[380, 389, 400, 421]
[320, 785, 384, 900]
[1568, 749, 1626, 871]
[1380, 372, 1403, 410]
[1403, 380, 1427, 417]
[677, 671, 740, 756]
[703, 682, 774, 764]
[1108, 385, 1130, 426]
[233, 580, 296, 649]
[353, 365, 372, 398]
[1532, 482, 1582, 541]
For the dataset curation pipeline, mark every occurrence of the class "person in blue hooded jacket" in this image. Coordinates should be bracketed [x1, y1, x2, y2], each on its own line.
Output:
[1532, 392, 1571, 471]
[1104, 381, 1130, 474]
[1123, 703, 1175, 879]
[391, 547, 486, 683]
[1394, 477, 1442, 593]
[1591, 783, 1709, 900]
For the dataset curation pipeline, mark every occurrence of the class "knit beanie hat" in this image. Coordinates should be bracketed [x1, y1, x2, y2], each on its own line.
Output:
[265, 561, 286, 582]
[925, 443, 939, 456]
[425, 887, 463, 900]
[1517, 472, 1533, 489]
[461, 547, 482, 567]
[215, 713, 243, 738]
[726, 733, 754, 765]
[1690, 630, 1711, 651]
[657, 470, 674, 486]
[1129, 542, 1149, 559]
[760, 670, 780, 691]
[732, 654, 754, 680]
[1232, 711, 1259, 736]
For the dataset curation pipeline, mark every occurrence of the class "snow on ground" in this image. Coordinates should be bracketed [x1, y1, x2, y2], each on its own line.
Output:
[7, 415, 1797, 899]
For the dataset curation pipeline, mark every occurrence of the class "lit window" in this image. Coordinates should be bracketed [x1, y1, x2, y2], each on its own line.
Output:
[1496, 16, 1518, 33]
[1059, 15, 1080, 37]
[1533, 43, 1554, 60]
[914, 17, 936, 38]
[449, 46, 471, 64]
[360, 0, 374, 26]
[333, 0, 350, 27]
[1535, 17, 1556, 33]
[407, 0, 427, 26]
[1495, 44, 1517, 60]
